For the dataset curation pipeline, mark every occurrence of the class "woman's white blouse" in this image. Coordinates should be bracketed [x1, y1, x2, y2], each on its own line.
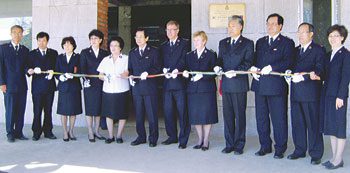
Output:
[97, 54, 130, 93]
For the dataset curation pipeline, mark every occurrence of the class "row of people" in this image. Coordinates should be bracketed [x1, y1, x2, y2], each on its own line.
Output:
[0, 13, 348, 170]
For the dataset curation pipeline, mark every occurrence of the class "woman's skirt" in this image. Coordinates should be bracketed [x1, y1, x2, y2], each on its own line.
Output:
[57, 91, 82, 116]
[187, 92, 218, 125]
[101, 91, 130, 120]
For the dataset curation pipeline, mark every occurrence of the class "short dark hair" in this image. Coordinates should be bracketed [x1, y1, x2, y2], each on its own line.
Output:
[298, 22, 314, 33]
[229, 15, 244, 32]
[267, 13, 284, 26]
[108, 36, 125, 51]
[36, 32, 50, 41]
[166, 20, 180, 29]
[61, 36, 77, 51]
[11, 25, 24, 32]
[135, 27, 149, 38]
[327, 24, 348, 44]
[88, 29, 104, 46]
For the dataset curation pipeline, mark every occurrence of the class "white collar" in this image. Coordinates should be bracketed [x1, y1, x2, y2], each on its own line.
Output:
[332, 45, 344, 55]
[231, 35, 241, 44]
[139, 44, 147, 51]
[196, 47, 205, 58]
[269, 33, 280, 41]
[39, 48, 48, 52]
[11, 42, 19, 48]
[170, 37, 178, 44]
[301, 41, 312, 51]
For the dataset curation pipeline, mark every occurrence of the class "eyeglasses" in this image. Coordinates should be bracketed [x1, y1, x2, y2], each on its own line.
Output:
[297, 31, 310, 35]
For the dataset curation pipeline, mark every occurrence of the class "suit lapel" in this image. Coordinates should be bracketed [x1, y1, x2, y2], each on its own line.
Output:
[330, 47, 345, 63]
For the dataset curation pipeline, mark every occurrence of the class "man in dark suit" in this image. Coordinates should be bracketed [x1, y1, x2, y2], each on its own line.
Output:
[287, 22, 325, 165]
[160, 20, 190, 149]
[27, 32, 58, 141]
[216, 15, 254, 155]
[128, 27, 161, 147]
[251, 13, 295, 158]
[0, 25, 30, 142]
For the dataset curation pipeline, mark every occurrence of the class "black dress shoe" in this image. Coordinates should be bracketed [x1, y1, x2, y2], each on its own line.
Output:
[322, 161, 331, 167]
[255, 149, 272, 156]
[201, 142, 210, 151]
[221, 147, 234, 154]
[68, 134, 77, 141]
[17, 135, 29, 140]
[178, 144, 186, 149]
[149, 143, 157, 147]
[94, 134, 106, 140]
[7, 135, 15, 143]
[274, 152, 284, 159]
[63, 137, 69, 142]
[32, 135, 40, 141]
[311, 158, 321, 165]
[287, 153, 306, 160]
[193, 143, 203, 149]
[161, 139, 178, 145]
[131, 139, 146, 146]
[326, 161, 344, 170]
[234, 150, 243, 155]
[44, 134, 57, 140]
[105, 137, 115, 144]
[116, 138, 123, 143]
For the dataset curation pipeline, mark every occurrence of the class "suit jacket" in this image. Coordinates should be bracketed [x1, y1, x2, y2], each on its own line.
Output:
[80, 47, 109, 89]
[55, 53, 82, 93]
[218, 36, 254, 93]
[291, 42, 325, 102]
[185, 48, 217, 93]
[323, 46, 350, 99]
[160, 37, 190, 91]
[251, 34, 295, 95]
[28, 48, 58, 94]
[0, 43, 29, 93]
[128, 45, 161, 96]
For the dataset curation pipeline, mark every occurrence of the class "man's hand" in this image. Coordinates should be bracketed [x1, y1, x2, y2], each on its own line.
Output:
[0, 85, 6, 93]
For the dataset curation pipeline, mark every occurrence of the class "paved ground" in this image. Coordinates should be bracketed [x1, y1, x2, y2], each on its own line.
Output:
[0, 123, 349, 173]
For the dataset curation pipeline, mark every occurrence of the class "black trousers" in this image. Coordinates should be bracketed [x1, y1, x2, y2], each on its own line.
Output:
[222, 92, 247, 151]
[4, 91, 27, 137]
[32, 92, 55, 136]
[255, 94, 288, 154]
[163, 90, 190, 145]
[291, 101, 324, 159]
[133, 95, 159, 144]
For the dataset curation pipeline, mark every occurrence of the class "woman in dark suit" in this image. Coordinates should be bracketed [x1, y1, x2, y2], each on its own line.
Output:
[183, 31, 218, 151]
[55, 36, 82, 141]
[80, 29, 109, 142]
[322, 25, 350, 170]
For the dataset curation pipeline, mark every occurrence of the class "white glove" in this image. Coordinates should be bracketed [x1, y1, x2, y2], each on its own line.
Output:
[59, 75, 68, 82]
[213, 66, 223, 75]
[292, 74, 305, 83]
[225, 70, 236, 78]
[45, 70, 54, 80]
[64, 73, 73, 79]
[182, 70, 189, 78]
[140, 72, 148, 80]
[83, 79, 91, 88]
[34, 67, 41, 74]
[260, 65, 272, 75]
[250, 66, 260, 81]
[129, 77, 136, 86]
[191, 73, 203, 82]
[163, 68, 171, 79]
[284, 70, 292, 85]
[171, 69, 178, 79]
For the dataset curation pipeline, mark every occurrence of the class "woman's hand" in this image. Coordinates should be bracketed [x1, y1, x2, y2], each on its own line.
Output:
[120, 70, 129, 78]
[309, 71, 321, 80]
[336, 98, 344, 110]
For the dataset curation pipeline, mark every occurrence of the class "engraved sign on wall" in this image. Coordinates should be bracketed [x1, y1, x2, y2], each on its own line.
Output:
[209, 3, 246, 28]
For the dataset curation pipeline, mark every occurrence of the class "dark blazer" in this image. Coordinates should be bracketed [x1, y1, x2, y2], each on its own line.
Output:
[218, 36, 254, 93]
[185, 48, 217, 93]
[0, 43, 29, 93]
[251, 34, 295, 95]
[160, 37, 190, 91]
[55, 53, 82, 93]
[28, 48, 58, 94]
[291, 42, 326, 102]
[323, 46, 350, 99]
[80, 47, 109, 88]
[128, 45, 161, 96]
